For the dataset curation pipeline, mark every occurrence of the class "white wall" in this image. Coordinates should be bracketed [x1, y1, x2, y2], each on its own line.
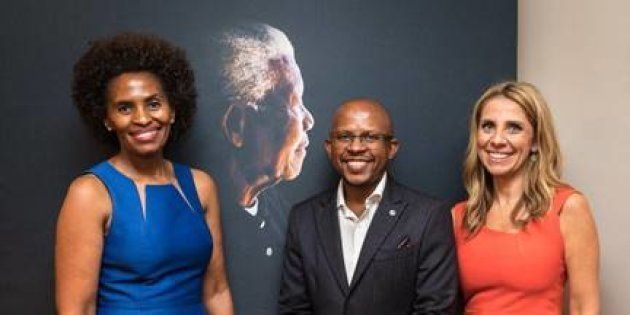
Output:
[519, 0, 630, 313]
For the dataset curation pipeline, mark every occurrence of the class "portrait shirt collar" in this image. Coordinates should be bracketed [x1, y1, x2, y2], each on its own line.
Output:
[242, 197, 259, 217]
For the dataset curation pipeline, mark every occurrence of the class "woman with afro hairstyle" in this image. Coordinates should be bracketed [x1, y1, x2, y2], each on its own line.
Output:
[55, 33, 233, 314]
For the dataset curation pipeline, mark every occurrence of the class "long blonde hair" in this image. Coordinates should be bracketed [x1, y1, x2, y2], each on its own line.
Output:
[462, 81, 564, 235]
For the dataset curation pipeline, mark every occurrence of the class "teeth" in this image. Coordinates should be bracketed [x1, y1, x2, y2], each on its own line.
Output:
[489, 152, 510, 159]
[346, 161, 368, 171]
[134, 130, 157, 141]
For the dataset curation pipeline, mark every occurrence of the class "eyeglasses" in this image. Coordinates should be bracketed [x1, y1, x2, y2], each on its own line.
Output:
[331, 133, 394, 145]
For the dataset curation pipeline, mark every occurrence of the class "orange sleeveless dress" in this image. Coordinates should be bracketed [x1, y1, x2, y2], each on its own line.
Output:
[453, 186, 576, 315]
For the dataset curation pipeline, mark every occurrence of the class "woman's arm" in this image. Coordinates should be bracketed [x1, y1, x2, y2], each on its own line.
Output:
[193, 169, 234, 315]
[560, 193, 600, 315]
[55, 175, 110, 315]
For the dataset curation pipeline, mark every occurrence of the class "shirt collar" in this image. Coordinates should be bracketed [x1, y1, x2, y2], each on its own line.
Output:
[336, 173, 387, 219]
[242, 197, 259, 217]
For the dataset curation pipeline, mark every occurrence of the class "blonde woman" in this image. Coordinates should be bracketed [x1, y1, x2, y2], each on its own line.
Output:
[452, 81, 599, 314]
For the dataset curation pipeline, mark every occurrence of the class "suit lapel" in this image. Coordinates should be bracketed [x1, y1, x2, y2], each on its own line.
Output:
[314, 192, 350, 295]
[349, 180, 407, 291]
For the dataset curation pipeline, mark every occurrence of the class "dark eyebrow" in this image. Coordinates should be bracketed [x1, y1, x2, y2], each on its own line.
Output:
[332, 129, 382, 134]
[113, 100, 133, 106]
[110, 93, 164, 105]
[145, 93, 164, 101]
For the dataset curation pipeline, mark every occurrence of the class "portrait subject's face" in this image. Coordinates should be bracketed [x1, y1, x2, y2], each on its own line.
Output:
[247, 65, 314, 181]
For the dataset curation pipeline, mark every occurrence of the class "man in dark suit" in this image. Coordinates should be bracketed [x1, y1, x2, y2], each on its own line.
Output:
[279, 98, 458, 314]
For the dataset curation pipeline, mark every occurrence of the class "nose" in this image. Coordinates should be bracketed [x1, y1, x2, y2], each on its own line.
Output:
[489, 130, 507, 147]
[301, 104, 314, 131]
[346, 135, 368, 153]
[132, 106, 150, 125]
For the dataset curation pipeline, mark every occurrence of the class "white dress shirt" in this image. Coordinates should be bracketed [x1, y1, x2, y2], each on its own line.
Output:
[336, 173, 387, 284]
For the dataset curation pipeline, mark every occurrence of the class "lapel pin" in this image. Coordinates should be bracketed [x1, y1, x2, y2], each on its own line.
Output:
[388, 209, 397, 217]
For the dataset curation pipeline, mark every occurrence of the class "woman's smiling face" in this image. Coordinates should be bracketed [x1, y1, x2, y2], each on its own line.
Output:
[476, 96, 536, 179]
[105, 72, 174, 157]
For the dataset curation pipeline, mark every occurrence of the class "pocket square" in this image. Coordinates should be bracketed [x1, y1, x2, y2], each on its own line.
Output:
[396, 235, 411, 249]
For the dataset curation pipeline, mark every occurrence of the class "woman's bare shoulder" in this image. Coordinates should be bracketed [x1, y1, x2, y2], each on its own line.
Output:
[59, 174, 111, 219]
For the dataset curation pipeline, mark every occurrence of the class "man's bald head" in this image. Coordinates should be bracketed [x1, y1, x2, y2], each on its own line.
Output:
[326, 97, 399, 195]
[331, 98, 394, 135]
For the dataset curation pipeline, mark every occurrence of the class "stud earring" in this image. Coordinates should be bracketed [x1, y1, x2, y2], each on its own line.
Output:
[530, 151, 538, 162]
[104, 123, 112, 132]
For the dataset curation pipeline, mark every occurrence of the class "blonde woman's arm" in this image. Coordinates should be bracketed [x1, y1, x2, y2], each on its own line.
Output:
[560, 193, 600, 315]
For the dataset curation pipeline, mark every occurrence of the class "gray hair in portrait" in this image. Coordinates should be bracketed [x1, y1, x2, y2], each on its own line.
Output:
[218, 23, 299, 106]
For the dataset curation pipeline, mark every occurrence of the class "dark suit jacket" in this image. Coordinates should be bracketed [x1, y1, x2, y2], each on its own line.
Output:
[278, 179, 458, 315]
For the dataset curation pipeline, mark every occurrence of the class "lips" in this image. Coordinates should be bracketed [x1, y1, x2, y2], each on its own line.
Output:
[130, 126, 161, 142]
[343, 158, 373, 173]
[486, 151, 513, 162]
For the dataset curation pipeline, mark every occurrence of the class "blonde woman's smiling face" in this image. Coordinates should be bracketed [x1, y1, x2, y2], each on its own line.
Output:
[476, 96, 535, 179]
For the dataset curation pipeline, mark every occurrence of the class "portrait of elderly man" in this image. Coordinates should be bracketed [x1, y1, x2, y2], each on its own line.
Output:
[211, 23, 314, 314]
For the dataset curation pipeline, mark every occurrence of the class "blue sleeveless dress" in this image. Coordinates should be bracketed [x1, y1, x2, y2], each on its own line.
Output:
[88, 161, 213, 315]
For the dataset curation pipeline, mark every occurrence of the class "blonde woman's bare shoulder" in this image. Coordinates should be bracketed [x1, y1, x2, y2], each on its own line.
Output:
[559, 192, 598, 240]
[560, 192, 593, 219]
[450, 200, 468, 220]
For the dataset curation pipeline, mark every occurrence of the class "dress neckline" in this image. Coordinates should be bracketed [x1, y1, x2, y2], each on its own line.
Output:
[481, 225, 523, 235]
[105, 160, 177, 187]
[102, 160, 195, 218]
